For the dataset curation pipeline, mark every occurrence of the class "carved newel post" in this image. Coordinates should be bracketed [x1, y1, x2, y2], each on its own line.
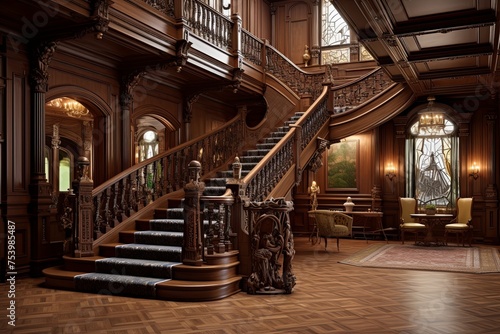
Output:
[74, 156, 94, 258]
[182, 160, 205, 266]
[246, 198, 296, 295]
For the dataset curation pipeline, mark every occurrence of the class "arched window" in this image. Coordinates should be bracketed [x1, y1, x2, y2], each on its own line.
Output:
[59, 150, 72, 192]
[406, 101, 459, 210]
[44, 146, 74, 192]
[139, 130, 159, 162]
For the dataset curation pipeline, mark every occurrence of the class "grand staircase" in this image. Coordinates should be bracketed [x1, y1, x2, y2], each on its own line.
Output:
[43, 111, 305, 301]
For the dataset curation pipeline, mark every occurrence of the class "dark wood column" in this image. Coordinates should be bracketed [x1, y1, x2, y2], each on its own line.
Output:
[485, 113, 499, 242]
[28, 40, 62, 275]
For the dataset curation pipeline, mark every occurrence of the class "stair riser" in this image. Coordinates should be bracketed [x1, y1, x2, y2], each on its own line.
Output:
[173, 263, 239, 281]
[155, 280, 241, 302]
[116, 246, 182, 262]
[95, 261, 176, 279]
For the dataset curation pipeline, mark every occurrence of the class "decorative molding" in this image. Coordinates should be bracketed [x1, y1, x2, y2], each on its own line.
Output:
[29, 40, 58, 93]
[306, 137, 330, 173]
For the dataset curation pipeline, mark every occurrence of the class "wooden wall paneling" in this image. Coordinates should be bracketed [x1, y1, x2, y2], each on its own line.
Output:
[274, 5, 287, 54]
[240, 0, 272, 42]
[0, 43, 4, 281]
[190, 96, 237, 139]
[4, 56, 33, 274]
[286, 2, 311, 65]
[12, 73, 28, 192]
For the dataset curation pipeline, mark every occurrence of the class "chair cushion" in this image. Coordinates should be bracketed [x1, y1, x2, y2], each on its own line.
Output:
[445, 223, 472, 230]
[401, 223, 426, 228]
[330, 224, 349, 237]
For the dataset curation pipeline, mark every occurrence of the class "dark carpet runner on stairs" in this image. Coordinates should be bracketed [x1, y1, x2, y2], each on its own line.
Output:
[74, 112, 303, 299]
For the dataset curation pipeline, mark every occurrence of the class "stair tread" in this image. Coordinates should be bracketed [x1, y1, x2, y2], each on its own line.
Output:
[75, 272, 170, 284]
[43, 265, 86, 278]
[134, 231, 183, 236]
[117, 243, 182, 250]
[97, 257, 181, 266]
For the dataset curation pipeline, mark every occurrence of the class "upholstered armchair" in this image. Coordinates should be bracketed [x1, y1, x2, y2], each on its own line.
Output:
[444, 197, 473, 246]
[313, 210, 353, 251]
[399, 197, 427, 244]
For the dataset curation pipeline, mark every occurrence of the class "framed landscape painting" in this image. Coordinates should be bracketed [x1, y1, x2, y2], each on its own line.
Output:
[326, 140, 359, 191]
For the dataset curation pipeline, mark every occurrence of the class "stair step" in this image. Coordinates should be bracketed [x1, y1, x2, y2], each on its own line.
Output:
[155, 276, 242, 301]
[244, 149, 269, 156]
[239, 155, 263, 163]
[115, 244, 182, 262]
[256, 143, 276, 150]
[43, 266, 84, 290]
[74, 272, 169, 298]
[173, 260, 240, 281]
[99, 243, 123, 257]
[149, 219, 184, 232]
[95, 257, 180, 278]
[63, 255, 103, 272]
[133, 231, 184, 246]
[165, 207, 184, 219]
[204, 177, 228, 187]
[135, 219, 153, 231]
[203, 186, 226, 196]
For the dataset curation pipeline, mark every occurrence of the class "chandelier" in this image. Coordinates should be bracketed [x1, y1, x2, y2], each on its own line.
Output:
[418, 96, 445, 135]
[46, 97, 89, 118]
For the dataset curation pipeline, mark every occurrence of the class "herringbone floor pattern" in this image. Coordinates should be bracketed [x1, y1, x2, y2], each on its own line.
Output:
[2, 237, 500, 333]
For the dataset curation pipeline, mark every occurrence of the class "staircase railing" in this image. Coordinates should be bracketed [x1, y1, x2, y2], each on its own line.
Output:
[63, 115, 244, 255]
[91, 115, 243, 239]
[331, 68, 392, 113]
[242, 84, 332, 203]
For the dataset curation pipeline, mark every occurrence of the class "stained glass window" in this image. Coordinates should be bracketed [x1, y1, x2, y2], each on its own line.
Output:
[360, 45, 374, 61]
[322, 0, 350, 46]
[321, 0, 351, 64]
[407, 117, 458, 210]
[321, 47, 350, 64]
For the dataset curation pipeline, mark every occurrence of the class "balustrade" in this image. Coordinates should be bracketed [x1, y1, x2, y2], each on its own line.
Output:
[332, 68, 391, 112]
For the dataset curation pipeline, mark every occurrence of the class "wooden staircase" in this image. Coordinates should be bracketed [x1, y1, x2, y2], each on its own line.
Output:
[43, 111, 308, 301]
[44, 203, 242, 302]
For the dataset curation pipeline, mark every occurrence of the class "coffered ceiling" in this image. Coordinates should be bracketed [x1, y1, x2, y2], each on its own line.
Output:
[332, 0, 500, 98]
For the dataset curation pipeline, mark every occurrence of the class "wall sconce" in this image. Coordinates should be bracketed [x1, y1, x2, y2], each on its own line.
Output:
[469, 162, 479, 180]
[386, 163, 396, 181]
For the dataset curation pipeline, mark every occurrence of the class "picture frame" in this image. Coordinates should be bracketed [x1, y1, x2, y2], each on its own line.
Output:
[326, 140, 359, 191]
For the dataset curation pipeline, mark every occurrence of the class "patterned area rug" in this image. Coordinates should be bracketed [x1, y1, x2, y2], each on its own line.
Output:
[339, 244, 500, 273]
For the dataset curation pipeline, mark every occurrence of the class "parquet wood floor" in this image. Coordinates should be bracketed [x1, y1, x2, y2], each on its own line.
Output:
[2, 237, 500, 334]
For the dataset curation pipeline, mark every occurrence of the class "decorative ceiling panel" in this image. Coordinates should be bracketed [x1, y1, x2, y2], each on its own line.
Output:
[333, 0, 500, 96]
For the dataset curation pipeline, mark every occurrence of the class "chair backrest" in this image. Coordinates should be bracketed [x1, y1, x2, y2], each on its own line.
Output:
[456, 197, 473, 224]
[313, 210, 353, 236]
[399, 197, 417, 224]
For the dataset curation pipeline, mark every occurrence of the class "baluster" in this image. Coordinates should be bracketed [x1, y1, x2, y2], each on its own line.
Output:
[123, 176, 131, 217]
[216, 203, 226, 253]
[224, 203, 232, 251]
[166, 155, 173, 192]
[130, 171, 138, 212]
[205, 202, 215, 255]
[115, 179, 124, 223]
[108, 184, 117, 227]
[104, 188, 113, 232]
